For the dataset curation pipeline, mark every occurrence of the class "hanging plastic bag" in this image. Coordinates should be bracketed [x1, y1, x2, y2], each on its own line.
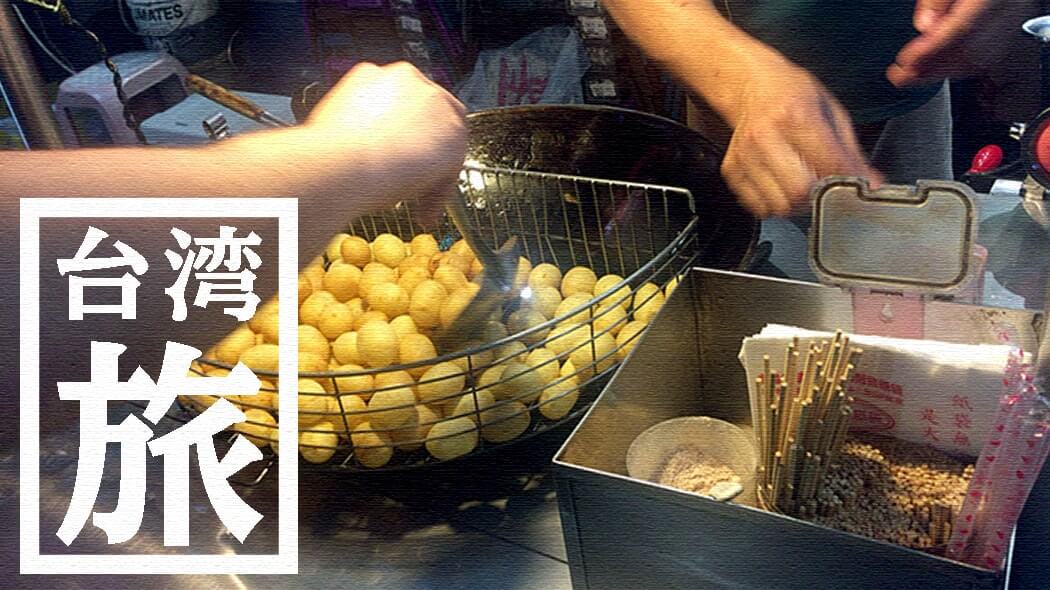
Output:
[457, 26, 590, 111]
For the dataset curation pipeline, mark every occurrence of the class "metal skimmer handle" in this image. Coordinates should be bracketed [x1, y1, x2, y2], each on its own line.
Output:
[444, 196, 514, 291]
[1035, 275, 1050, 383]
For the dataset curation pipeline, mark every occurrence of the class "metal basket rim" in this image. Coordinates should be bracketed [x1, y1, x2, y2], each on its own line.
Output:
[177, 164, 702, 470]
[196, 219, 698, 380]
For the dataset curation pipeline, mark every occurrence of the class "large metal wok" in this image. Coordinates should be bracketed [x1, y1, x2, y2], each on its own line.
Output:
[463, 104, 758, 271]
[176, 103, 762, 475]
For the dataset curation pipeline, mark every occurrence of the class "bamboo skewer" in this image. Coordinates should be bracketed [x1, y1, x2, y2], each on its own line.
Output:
[754, 334, 863, 516]
[755, 375, 767, 481]
[772, 450, 784, 501]
[766, 401, 777, 487]
[817, 388, 845, 452]
[768, 379, 783, 481]
[796, 400, 813, 450]
[785, 341, 798, 396]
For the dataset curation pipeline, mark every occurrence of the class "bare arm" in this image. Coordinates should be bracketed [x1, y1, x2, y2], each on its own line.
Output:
[601, 0, 765, 126]
[603, 0, 879, 217]
[3, 61, 467, 269]
[2, 62, 466, 353]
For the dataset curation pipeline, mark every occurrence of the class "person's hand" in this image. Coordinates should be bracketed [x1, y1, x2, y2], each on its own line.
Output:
[299, 61, 468, 218]
[721, 50, 881, 218]
[888, 0, 1033, 87]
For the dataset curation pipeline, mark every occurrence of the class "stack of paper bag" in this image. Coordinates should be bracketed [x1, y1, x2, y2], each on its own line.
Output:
[739, 324, 1021, 458]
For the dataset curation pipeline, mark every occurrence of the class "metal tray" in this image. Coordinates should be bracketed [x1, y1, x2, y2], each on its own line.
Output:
[552, 268, 1048, 590]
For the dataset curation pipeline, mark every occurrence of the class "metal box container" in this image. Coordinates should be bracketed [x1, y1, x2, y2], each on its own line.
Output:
[553, 268, 1048, 590]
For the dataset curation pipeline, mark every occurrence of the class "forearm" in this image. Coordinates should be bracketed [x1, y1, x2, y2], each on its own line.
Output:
[6, 134, 291, 199]
[4, 128, 389, 267]
[602, 0, 774, 126]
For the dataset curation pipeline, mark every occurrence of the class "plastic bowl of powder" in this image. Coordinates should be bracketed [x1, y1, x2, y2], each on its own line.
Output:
[626, 416, 757, 506]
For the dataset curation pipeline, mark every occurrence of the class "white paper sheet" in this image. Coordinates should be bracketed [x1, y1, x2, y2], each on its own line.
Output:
[740, 324, 1021, 458]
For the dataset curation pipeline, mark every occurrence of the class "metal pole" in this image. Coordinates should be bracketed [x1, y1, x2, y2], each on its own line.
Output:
[0, 0, 63, 149]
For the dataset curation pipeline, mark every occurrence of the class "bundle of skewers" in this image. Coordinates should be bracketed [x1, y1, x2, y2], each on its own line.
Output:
[754, 331, 862, 517]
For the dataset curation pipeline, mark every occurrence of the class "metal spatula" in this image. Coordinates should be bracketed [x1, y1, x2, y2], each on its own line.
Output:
[433, 196, 522, 354]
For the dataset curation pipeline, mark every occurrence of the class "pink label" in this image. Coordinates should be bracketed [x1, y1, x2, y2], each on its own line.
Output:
[496, 56, 549, 106]
[851, 291, 925, 339]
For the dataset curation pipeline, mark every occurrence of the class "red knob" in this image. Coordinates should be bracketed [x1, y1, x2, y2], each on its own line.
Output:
[969, 145, 1003, 174]
[1036, 123, 1050, 173]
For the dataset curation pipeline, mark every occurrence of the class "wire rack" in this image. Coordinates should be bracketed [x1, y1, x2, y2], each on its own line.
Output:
[173, 164, 701, 472]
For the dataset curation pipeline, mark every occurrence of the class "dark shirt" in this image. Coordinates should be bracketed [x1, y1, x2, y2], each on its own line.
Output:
[730, 0, 941, 123]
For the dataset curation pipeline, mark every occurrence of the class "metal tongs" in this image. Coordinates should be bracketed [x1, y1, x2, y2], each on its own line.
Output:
[189, 75, 522, 351]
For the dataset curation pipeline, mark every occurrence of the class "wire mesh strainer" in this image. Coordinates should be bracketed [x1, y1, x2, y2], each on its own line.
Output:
[173, 163, 701, 472]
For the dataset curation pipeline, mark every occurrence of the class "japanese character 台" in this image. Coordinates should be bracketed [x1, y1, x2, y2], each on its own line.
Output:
[57, 340, 264, 547]
[56, 226, 148, 320]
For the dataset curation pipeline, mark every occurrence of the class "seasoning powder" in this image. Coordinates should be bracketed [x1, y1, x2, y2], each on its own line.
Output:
[657, 447, 741, 496]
